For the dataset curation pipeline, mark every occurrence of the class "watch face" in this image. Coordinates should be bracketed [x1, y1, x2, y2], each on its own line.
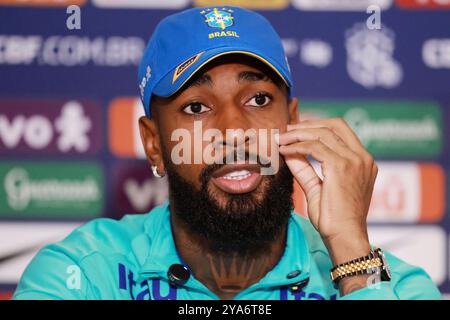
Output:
[378, 249, 392, 280]
[368, 265, 381, 276]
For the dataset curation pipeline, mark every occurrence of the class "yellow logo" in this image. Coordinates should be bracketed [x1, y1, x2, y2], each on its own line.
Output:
[173, 52, 204, 84]
[0, 0, 86, 6]
[202, 7, 234, 30]
[194, 0, 288, 10]
[208, 30, 240, 39]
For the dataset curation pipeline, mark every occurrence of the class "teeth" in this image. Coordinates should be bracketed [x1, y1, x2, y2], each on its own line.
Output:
[225, 170, 250, 177]
[222, 170, 252, 180]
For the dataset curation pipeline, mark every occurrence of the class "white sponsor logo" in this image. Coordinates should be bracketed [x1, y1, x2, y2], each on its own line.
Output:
[305, 161, 429, 223]
[0, 35, 144, 66]
[423, 39, 450, 69]
[0, 223, 81, 282]
[282, 38, 333, 67]
[345, 23, 403, 89]
[292, 0, 392, 11]
[368, 162, 420, 222]
[4, 167, 100, 211]
[124, 177, 168, 212]
[300, 39, 333, 67]
[344, 108, 440, 145]
[55, 101, 92, 152]
[92, 0, 189, 8]
[0, 101, 91, 152]
[368, 225, 446, 285]
[0, 36, 41, 65]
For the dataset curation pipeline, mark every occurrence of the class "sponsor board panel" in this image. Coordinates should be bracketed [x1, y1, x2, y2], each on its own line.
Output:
[397, 0, 450, 9]
[109, 97, 146, 159]
[292, 0, 392, 10]
[0, 290, 13, 300]
[300, 101, 443, 158]
[193, 0, 289, 9]
[293, 162, 445, 223]
[368, 225, 446, 285]
[112, 161, 168, 219]
[0, 99, 102, 155]
[92, 0, 189, 9]
[0, 35, 145, 67]
[0, 222, 81, 283]
[0, 162, 104, 219]
[0, 0, 85, 6]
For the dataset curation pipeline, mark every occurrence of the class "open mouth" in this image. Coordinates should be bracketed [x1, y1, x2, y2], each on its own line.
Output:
[210, 164, 263, 194]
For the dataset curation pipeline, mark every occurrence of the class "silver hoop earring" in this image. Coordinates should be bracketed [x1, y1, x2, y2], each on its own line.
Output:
[151, 165, 165, 178]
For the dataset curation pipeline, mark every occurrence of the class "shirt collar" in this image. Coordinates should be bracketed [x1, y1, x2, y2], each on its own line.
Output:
[137, 202, 311, 290]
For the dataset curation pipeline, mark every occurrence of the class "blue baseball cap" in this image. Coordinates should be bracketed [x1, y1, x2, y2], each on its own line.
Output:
[138, 6, 293, 117]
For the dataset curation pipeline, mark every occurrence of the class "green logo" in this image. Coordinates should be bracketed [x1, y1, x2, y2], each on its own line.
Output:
[0, 162, 103, 218]
[299, 101, 443, 158]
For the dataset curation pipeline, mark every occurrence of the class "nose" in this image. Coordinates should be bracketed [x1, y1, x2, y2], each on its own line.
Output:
[215, 102, 253, 150]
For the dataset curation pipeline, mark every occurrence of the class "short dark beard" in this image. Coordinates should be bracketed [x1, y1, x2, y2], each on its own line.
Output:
[166, 161, 294, 256]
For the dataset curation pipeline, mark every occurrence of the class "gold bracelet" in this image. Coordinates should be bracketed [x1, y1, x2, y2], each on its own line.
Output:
[330, 251, 382, 284]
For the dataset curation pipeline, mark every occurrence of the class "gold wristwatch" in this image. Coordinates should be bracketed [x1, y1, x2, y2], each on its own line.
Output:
[330, 247, 391, 284]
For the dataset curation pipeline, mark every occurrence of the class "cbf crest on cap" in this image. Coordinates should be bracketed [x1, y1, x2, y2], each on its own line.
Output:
[203, 7, 234, 29]
[138, 6, 293, 118]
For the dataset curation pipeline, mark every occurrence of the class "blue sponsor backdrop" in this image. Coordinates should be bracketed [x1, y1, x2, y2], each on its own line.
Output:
[0, 1, 449, 298]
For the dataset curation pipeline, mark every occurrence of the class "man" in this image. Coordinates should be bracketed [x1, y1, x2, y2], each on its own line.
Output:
[14, 7, 440, 300]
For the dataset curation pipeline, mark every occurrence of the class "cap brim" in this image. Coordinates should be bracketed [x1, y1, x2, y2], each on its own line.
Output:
[153, 47, 292, 98]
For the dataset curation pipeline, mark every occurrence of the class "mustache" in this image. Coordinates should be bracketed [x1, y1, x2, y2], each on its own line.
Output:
[200, 151, 272, 184]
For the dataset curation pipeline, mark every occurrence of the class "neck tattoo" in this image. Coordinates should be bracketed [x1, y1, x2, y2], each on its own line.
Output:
[171, 214, 287, 299]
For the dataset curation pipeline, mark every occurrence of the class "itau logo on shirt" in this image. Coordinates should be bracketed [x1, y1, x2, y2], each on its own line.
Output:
[345, 23, 403, 89]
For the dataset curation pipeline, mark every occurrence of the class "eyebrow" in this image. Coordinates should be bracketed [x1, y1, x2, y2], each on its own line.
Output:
[238, 70, 272, 83]
[187, 70, 277, 89]
[190, 74, 213, 87]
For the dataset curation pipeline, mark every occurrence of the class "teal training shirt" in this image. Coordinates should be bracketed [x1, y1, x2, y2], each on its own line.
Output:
[13, 202, 442, 300]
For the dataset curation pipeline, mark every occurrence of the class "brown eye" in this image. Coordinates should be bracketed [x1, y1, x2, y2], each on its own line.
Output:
[246, 93, 271, 107]
[182, 102, 211, 115]
[255, 94, 267, 105]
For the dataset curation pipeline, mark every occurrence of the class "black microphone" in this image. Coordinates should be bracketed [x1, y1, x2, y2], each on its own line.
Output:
[167, 264, 190, 286]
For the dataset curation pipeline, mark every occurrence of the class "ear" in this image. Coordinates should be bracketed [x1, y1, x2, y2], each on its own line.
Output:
[138, 116, 165, 173]
[288, 97, 299, 125]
